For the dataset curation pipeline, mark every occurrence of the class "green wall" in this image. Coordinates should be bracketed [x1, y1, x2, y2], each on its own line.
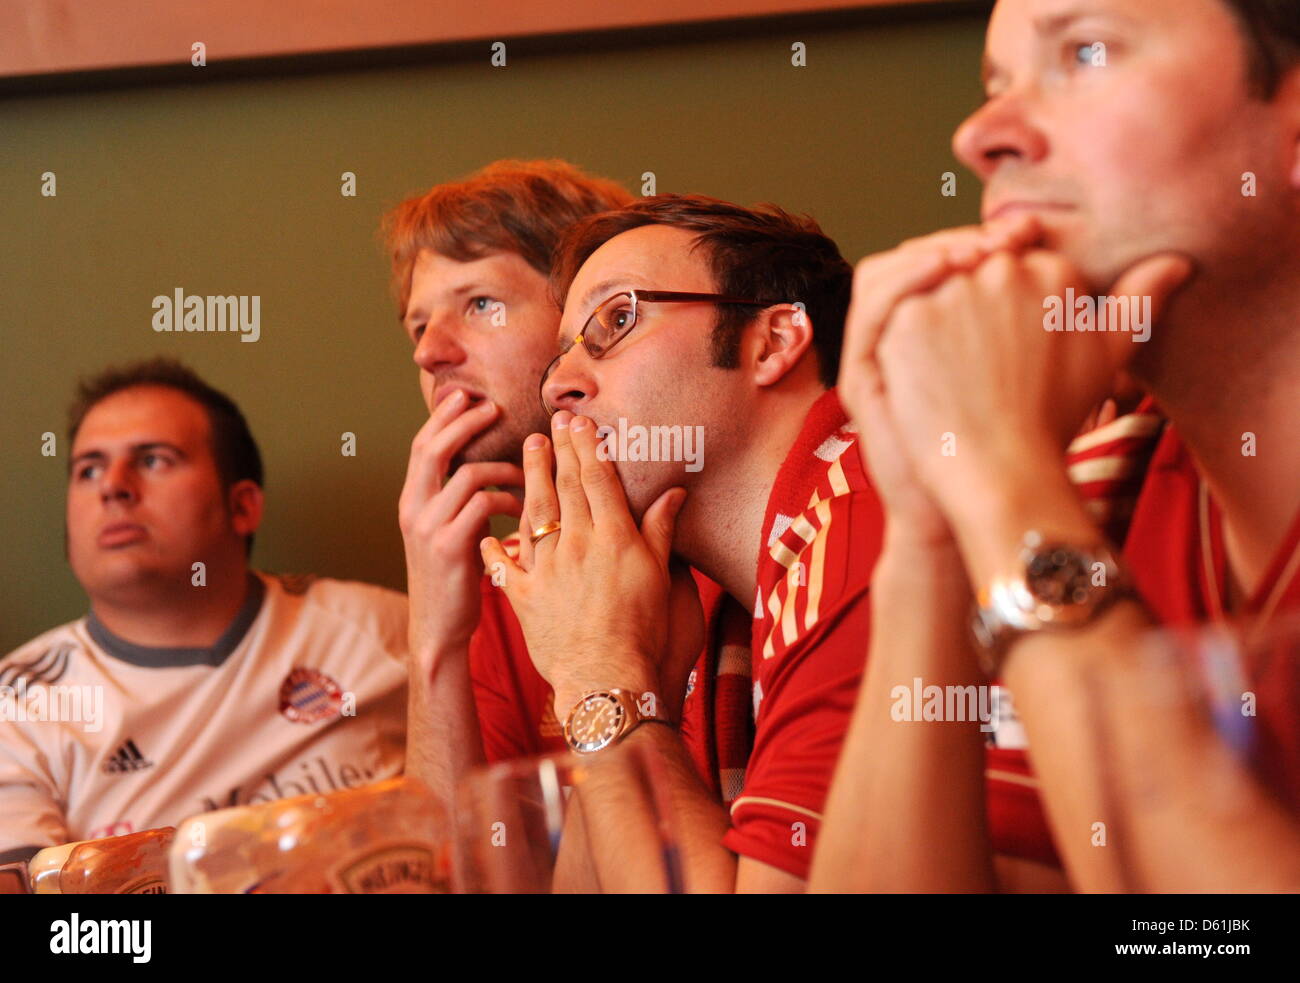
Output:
[0, 8, 988, 653]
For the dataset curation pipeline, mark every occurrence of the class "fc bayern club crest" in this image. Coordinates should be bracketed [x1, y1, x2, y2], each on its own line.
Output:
[279, 667, 343, 724]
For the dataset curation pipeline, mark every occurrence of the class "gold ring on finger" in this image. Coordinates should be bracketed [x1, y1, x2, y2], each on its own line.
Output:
[529, 520, 562, 545]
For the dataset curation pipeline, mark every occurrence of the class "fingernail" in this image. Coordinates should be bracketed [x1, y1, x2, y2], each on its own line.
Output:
[571, 415, 589, 432]
[552, 411, 571, 431]
[524, 434, 546, 451]
[445, 389, 465, 408]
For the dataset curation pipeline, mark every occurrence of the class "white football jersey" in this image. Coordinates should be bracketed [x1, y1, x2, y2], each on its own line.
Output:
[0, 571, 408, 863]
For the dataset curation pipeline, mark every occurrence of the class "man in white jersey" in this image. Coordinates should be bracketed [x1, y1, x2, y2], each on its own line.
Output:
[0, 358, 408, 864]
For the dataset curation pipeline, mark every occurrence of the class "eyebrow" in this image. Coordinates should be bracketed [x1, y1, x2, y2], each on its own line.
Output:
[1035, 3, 1139, 40]
[981, 6, 1131, 88]
[403, 283, 496, 327]
[576, 278, 632, 317]
[70, 442, 188, 468]
[1034, 7, 1106, 35]
[449, 282, 492, 299]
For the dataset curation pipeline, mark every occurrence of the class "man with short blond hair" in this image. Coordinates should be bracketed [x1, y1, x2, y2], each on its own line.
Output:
[387, 160, 639, 806]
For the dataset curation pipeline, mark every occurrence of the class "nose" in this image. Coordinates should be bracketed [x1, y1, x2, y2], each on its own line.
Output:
[541, 348, 595, 416]
[99, 458, 138, 505]
[412, 313, 467, 375]
[951, 87, 1049, 183]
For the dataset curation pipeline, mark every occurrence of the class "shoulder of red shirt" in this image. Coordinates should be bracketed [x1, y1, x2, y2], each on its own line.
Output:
[723, 389, 886, 880]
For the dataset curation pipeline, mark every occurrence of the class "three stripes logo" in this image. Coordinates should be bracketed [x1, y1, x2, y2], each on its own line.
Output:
[102, 739, 153, 775]
[0, 643, 74, 688]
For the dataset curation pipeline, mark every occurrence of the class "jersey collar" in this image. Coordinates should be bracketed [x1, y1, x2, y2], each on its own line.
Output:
[86, 572, 266, 669]
[759, 388, 850, 543]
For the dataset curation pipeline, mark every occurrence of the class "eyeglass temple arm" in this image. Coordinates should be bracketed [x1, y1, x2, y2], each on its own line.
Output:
[633, 290, 772, 305]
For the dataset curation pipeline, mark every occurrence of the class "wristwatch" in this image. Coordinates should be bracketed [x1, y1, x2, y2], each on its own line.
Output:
[972, 531, 1130, 678]
[562, 688, 670, 755]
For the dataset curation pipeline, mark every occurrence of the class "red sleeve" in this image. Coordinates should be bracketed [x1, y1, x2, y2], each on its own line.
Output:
[723, 491, 881, 880]
[468, 578, 566, 763]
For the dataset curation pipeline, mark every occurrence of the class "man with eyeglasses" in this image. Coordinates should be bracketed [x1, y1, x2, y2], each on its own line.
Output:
[482, 193, 1041, 891]
[391, 164, 776, 841]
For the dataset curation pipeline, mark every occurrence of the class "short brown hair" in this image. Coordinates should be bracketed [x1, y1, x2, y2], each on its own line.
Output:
[383, 159, 633, 319]
[1221, 0, 1300, 97]
[550, 194, 852, 388]
[67, 358, 263, 554]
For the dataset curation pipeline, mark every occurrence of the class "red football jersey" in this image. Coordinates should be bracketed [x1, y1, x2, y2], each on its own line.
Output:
[1124, 422, 1300, 811]
[721, 390, 1132, 878]
[990, 409, 1300, 868]
[469, 390, 1110, 880]
[721, 389, 883, 878]
[468, 572, 567, 762]
[465, 393, 877, 880]
[985, 404, 1169, 868]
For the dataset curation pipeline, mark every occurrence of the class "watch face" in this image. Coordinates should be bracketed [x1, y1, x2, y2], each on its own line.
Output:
[1026, 546, 1095, 611]
[566, 693, 627, 754]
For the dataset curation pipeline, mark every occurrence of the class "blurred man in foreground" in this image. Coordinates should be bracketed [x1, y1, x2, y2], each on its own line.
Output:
[814, 0, 1300, 892]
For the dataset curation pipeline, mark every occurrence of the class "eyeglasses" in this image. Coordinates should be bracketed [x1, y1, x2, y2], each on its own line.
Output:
[539, 290, 771, 415]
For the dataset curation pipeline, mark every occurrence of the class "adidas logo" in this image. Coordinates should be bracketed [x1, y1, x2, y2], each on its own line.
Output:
[102, 739, 153, 775]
